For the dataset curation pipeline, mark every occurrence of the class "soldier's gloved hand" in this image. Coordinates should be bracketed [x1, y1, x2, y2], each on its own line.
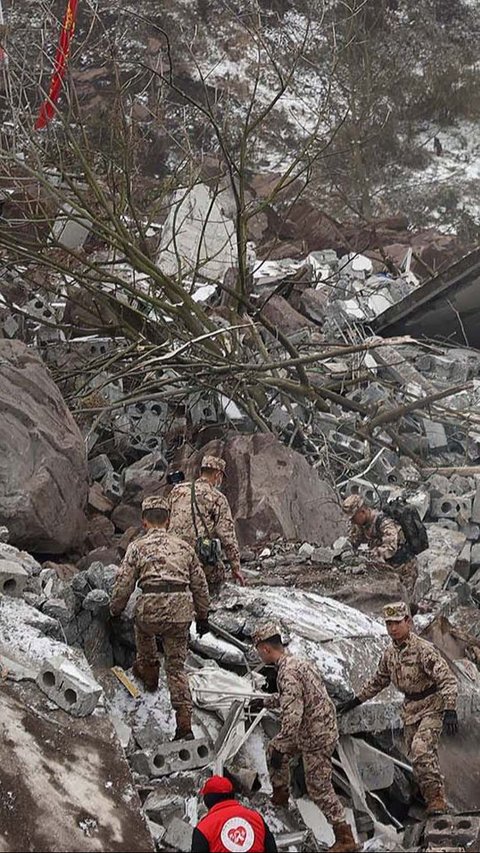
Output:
[248, 698, 265, 715]
[337, 696, 361, 715]
[270, 747, 284, 770]
[196, 618, 210, 637]
[443, 709, 458, 736]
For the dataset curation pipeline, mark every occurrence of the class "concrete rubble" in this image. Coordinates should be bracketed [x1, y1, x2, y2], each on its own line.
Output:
[2, 202, 480, 850]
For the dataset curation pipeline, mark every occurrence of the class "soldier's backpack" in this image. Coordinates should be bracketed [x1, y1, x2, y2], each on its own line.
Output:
[378, 498, 429, 558]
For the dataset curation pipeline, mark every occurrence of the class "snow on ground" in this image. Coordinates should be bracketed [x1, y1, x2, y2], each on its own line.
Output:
[387, 120, 480, 229]
[0, 596, 90, 671]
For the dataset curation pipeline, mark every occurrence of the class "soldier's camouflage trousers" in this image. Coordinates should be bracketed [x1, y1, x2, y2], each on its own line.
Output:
[201, 560, 225, 597]
[134, 597, 192, 713]
[404, 713, 444, 798]
[398, 557, 418, 600]
[267, 741, 345, 824]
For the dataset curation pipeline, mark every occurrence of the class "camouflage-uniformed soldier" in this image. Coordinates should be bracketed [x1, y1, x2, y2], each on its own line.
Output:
[109, 496, 210, 740]
[339, 602, 458, 815]
[342, 495, 418, 598]
[168, 455, 244, 594]
[253, 623, 358, 853]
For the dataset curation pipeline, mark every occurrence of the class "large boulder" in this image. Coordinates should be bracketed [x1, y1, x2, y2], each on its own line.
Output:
[0, 340, 87, 552]
[177, 433, 347, 547]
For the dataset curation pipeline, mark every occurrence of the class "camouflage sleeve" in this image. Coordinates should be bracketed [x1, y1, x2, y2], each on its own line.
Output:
[271, 668, 304, 752]
[189, 553, 210, 621]
[370, 518, 400, 561]
[420, 646, 458, 711]
[214, 494, 241, 573]
[349, 523, 364, 551]
[357, 651, 391, 703]
[110, 544, 140, 615]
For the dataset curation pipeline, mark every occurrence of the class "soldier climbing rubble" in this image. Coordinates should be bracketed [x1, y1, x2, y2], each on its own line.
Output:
[342, 495, 419, 599]
[109, 496, 210, 741]
[167, 454, 245, 594]
[338, 601, 458, 816]
[251, 623, 359, 853]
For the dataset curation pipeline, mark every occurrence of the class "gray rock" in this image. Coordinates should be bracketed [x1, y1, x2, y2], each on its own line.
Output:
[83, 589, 110, 614]
[312, 547, 335, 565]
[298, 542, 315, 558]
[333, 536, 351, 556]
[42, 598, 73, 625]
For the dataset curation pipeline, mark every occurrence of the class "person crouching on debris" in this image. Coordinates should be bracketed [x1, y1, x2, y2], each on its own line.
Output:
[109, 496, 210, 740]
[342, 495, 418, 599]
[338, 601, 458, 816]
[191, 775, 278, 853]
[252, 623, 359, 853]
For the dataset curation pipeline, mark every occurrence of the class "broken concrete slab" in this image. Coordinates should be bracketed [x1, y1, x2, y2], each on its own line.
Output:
[163, 816, 194, 852]
[36, 655, 103, 716]
[417, 525, 467, 589]
[158, 183, 236, 281]
[0, 680, 154, 852]
[0, 559, 28, 597]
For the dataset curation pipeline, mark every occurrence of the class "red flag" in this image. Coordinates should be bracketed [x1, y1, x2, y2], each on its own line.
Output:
[35, 0, 78, 130]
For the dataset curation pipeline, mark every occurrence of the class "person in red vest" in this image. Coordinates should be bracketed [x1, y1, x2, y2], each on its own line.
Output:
[191, 775, 278, 853]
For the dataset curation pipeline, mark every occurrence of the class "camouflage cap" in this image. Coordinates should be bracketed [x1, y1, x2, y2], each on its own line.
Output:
[201, 455, 226, 474]
[142, 495, 170, 513]
[252, 621, 283, 646]
[383, 601, 410, 622]
[342, 494, 365, 518]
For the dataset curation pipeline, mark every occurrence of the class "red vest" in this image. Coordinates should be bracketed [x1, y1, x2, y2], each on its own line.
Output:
[197, 800, 266, 853]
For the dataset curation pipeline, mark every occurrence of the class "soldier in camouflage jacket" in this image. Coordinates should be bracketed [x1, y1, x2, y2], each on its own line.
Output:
[167, 455, 244, 593]
[252, 624, 359, 853]
[339, 602, 458, 816]
[110, 496, 210, 740]
[342, 495, 418, 598]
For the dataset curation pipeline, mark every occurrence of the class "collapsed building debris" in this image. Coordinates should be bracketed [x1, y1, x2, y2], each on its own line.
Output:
[2, 173, 480, 852]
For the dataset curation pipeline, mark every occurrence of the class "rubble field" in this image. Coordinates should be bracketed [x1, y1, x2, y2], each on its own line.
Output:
[2, 85, 480, 853]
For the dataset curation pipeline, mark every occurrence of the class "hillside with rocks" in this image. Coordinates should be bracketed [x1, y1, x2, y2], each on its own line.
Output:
[1, 0, 480, 851]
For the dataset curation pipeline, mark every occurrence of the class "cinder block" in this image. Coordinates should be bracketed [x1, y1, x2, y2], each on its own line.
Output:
[422, 419, 448, 450]
[430, 494, 472, 520]
[102, 470, 124, 502]
[131, 737, 212, 777]
[36, 656, 102, 716]
[0, 560, 28, 597]
[88, 454, 114, 481]
[425, 814, 480, 850]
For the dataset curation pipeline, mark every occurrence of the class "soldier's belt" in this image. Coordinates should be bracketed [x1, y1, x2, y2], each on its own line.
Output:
[141, 582, 189, 593]
[404, 685, 437, 702]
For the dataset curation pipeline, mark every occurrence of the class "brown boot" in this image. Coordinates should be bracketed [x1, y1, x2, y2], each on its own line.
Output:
[132, 660, 159, 692]
[271, 786, 289, 807]
[173, 707, 194, 741]
[425, 789, 448, 815]
[330, 822, 359, 852]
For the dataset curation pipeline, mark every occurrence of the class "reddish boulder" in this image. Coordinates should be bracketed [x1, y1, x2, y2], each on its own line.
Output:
[0, 340, 87, 553]
[176, 433, 347, 548]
